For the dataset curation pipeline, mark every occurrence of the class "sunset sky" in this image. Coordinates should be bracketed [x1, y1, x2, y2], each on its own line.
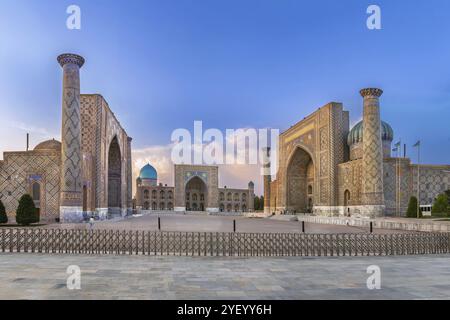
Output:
[1, 0, 450, 196]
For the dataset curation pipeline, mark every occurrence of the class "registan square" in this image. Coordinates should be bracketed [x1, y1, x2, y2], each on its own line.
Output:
[0, 0, 449, 306]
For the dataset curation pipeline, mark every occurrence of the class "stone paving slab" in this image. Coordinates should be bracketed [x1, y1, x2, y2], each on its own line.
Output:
[41, 214, 417, 234]
[0, 253, 449, 300]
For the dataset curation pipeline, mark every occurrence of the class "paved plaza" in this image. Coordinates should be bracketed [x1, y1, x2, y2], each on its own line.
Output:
[42, 213, 415, 234]
[1, 253, 449, 300]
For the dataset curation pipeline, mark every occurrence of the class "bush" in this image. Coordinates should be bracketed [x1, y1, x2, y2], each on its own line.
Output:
[16, 194, 39, 226]
[431, 193, 449, 217]
[406, 196, 421, 218]
[0, 200, 7, 224]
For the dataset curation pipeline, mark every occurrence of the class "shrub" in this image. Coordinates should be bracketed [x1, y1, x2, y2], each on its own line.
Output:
[431, 193, 449, 217]
[0, 200, 7, 224]
[16, 194, 39, 226]
[406, 196, 421, 218]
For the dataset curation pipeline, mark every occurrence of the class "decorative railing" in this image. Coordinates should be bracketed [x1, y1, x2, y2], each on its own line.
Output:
[0, 228, 449, 257]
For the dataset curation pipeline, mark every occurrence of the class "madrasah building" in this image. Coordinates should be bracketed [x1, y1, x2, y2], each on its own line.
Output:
[264, 88, 450, 217]
[134, 164, 255, 213]
[0, 54, 133, 223]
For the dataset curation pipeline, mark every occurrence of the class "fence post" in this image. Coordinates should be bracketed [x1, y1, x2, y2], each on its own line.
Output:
[370, 222, 373, 234]
[158, 217, 161, 231]
[302, 221, 305, 233]
[233, 220, 236, 233]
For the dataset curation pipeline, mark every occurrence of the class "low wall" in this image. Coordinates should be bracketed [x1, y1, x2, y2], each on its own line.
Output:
[297, 215, 450, 233]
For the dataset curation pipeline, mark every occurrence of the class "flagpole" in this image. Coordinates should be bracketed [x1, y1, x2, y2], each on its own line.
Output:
[417, 143, 421, 219]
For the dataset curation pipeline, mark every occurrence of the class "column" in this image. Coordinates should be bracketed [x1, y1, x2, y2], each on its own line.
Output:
[360, 88, 385, 217]
[57, 53, 85, 223]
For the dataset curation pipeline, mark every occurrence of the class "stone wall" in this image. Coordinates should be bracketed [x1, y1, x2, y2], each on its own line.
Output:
[0, 150, 61, 222]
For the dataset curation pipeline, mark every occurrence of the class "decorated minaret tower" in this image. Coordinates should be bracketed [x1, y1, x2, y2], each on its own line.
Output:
[360, 88, 385, 217]
[57, 53, 85, 222]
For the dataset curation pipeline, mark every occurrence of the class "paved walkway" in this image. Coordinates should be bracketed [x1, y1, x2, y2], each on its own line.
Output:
[1, 253, 449, 299]
[42, 214, 415, 234]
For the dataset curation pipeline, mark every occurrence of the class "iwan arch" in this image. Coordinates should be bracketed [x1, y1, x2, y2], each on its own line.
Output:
[264, 89, 450, 217]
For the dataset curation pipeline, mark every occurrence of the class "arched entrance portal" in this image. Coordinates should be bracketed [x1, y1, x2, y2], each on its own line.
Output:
[108, 136, 122, 216]
[185, 176, 207, 211]
[286, 147, 314, 213]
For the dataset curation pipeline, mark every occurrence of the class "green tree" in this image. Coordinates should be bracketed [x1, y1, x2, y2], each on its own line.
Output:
[16, 194, 39, 226]
[254, 196, 260, 211]
[0, 200, 7, 224]
[445, 190, 450, 206]
[406, 196, 421, 218]
[431, 193, 449, 217]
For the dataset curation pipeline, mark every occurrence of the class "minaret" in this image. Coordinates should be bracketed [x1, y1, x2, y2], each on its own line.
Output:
[360, 88, 385, 217]
[262, 147, 271, 214]
[57, 53, 85, 223]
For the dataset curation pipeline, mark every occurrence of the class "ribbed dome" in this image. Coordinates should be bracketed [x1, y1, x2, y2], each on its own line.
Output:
[34, 139, 61, 151]
[139, 164, 157, 180]
[348, 120, 394, 146]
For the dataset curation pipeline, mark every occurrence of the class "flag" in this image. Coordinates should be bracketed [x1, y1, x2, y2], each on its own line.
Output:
[394, 141, 401, 148]
[413, 140, 421, 148]
[392, 147, 398, 152]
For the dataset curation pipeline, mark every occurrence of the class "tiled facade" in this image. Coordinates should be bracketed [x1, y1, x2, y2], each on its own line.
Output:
[0, 54, 132, 223]
[135, 164, 255, 213]
[265, 88, 450, 217]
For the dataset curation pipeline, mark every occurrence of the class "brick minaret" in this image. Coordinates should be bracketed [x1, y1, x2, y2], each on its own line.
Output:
[262, 147, 271, 214]
[360, 88, 385, 217]
[57, 53, 85, 223]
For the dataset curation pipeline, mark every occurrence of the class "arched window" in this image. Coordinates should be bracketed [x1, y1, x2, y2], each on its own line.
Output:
[234, 204, 239, 212]
[168, 191, 173, 199]
[144, 201, 150, 210]
[227, 193, 232, 201]
[32, 182, 41, 210]
[219, 193, 225, 201]
[242, 205, 247, 212]
[200, 193, 205, 201]
[308, 185, 313, 195]
[160, 202, 165, 210]
[160, 190, 165, 199]
[220, 203, 224, 212]
[242, 193, 247, 201]
[192, 194, 198, 201]
[152, 202, 157, 210]
[32, 182, 40, 201]
[186, 193, 190, 201]
[234, 193, 239, 201]
[227, 204, 232, 212]
[152, 190, 157, 199]
[144, 189, 149, 199]
[167, 202, 173, 210]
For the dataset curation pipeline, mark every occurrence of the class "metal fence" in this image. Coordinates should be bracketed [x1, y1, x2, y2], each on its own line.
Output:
[1, 228, 449, 257]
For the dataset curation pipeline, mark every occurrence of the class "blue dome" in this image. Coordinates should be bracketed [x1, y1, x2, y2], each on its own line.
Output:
[348, 120, 394, 146]
[139, 164, 157, 180]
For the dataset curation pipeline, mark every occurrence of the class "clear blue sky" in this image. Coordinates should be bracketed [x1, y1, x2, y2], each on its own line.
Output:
[1, 0, 449, 168]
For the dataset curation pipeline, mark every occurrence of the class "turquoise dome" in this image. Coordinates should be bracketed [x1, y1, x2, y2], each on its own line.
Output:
[348, 120, 394, 146]
[139, 164, 157, 180]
